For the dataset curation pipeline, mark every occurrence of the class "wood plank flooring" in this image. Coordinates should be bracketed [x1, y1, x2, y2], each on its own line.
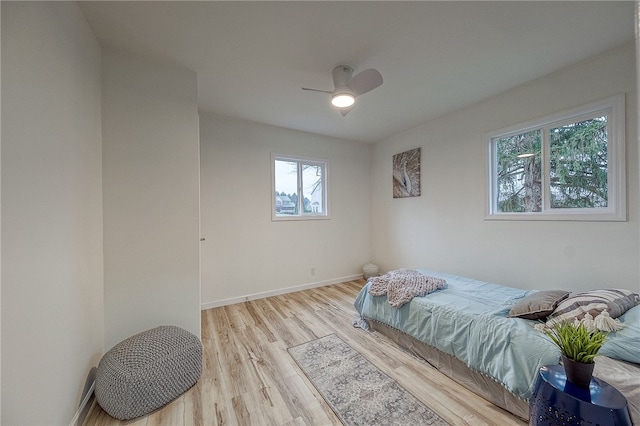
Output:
[83, 279, 527, 426]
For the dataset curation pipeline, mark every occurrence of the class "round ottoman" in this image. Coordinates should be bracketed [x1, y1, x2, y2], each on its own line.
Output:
[95, 325, 202, 420]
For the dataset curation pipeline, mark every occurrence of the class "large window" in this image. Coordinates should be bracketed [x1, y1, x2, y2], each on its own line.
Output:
[272, 154, 328, 220]
[487, 95, 625, 221]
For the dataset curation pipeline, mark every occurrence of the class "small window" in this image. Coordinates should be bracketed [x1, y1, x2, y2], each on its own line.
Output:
[487, 95, 625, 221]
[272, 154, 328, 221]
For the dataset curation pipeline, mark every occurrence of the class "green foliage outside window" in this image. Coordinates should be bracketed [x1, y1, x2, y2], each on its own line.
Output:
[495, 116, 608, 213]
[549, 118, 608, 208]
[496, 130, 542, 212]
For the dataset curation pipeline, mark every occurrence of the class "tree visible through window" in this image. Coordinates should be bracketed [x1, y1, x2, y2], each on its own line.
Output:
[496, 129, 542, 212]
[272, 155, 327, 220]
[488, 95, 625, 221]
[549, 118, 608, 209]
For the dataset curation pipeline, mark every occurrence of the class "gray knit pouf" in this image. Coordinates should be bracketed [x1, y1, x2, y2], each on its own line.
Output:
[95, 325, 202, 420]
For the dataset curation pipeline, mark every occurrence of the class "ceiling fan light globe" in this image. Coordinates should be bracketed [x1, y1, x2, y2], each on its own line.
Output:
[331, 93, 355, 108]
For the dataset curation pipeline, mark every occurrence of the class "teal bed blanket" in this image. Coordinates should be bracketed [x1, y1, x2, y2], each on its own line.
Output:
[354, 269, 561, 400]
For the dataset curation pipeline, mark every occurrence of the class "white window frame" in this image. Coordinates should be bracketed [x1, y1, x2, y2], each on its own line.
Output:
[486, 94, 626, 221]
[271, 153, 329, 221]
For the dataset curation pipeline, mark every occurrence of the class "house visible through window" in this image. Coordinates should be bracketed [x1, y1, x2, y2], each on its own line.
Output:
[272, 154, 328, 220]
[487, 95, 625, 221]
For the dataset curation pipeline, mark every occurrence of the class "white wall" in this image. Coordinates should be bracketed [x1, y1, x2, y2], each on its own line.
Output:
[102, 48, 201, 349]
[1, 3, 104, 424]
[200, 114, 371, 306]
[1, 2, 3, 421]
[371, 42, 639, 293]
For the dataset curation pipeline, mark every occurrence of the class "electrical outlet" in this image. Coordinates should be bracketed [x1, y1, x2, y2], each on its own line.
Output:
[310, 267, 316, 275]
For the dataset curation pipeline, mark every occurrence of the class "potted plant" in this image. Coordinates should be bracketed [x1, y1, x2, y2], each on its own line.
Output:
[544, 320, 608, 388]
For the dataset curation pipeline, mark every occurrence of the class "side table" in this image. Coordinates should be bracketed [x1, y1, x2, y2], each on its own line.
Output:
[529, 364, 632, 426]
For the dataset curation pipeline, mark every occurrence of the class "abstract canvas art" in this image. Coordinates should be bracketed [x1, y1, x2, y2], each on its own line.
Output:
[393, 147, 421, 198]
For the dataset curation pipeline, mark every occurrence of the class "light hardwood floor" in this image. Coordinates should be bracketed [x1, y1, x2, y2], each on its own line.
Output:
[84, 279, 527, 425]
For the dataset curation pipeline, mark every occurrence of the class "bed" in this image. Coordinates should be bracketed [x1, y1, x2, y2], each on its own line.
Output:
[354, 269, 640, 422]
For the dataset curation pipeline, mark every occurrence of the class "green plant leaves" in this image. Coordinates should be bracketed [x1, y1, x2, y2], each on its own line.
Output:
[544, 321, 607, 364]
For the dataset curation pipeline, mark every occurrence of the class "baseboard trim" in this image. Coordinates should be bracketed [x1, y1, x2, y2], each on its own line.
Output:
[201, 274, 363, 310]
[69, 380, 95, 426]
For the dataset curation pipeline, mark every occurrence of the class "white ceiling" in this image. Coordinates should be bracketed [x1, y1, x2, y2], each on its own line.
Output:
[79, 1, 635, 143]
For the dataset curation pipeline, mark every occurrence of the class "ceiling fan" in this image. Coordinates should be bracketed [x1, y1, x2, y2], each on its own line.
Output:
[302, 65, 383, 116]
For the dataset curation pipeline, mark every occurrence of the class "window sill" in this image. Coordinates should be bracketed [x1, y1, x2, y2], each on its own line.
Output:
[272, 215, 331, 222]
[484, 211, 626, 222]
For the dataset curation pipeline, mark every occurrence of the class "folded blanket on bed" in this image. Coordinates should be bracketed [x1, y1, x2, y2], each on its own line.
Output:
[369, 269, 447, 307]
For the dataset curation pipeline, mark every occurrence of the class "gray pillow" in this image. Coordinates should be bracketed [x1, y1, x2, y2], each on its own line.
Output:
[508, 290, 570, 320]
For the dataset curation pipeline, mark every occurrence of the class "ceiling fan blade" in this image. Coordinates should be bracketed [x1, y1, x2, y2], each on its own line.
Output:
[301, 87, 332, 94]
[339, 105, 355, 117]
[347, 68, 383, 96]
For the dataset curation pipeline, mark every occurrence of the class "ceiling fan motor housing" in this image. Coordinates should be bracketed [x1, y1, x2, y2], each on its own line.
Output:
[332, 65, 354, 88]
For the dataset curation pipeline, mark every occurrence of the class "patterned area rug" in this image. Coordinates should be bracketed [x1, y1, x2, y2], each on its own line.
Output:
[288, 334, 449, 426]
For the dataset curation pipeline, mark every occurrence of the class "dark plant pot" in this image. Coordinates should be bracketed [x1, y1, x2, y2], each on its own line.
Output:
[562, 355, 594, 388]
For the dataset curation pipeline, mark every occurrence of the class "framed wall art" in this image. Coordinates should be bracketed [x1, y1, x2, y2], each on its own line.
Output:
[392, 147, 421, 198]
